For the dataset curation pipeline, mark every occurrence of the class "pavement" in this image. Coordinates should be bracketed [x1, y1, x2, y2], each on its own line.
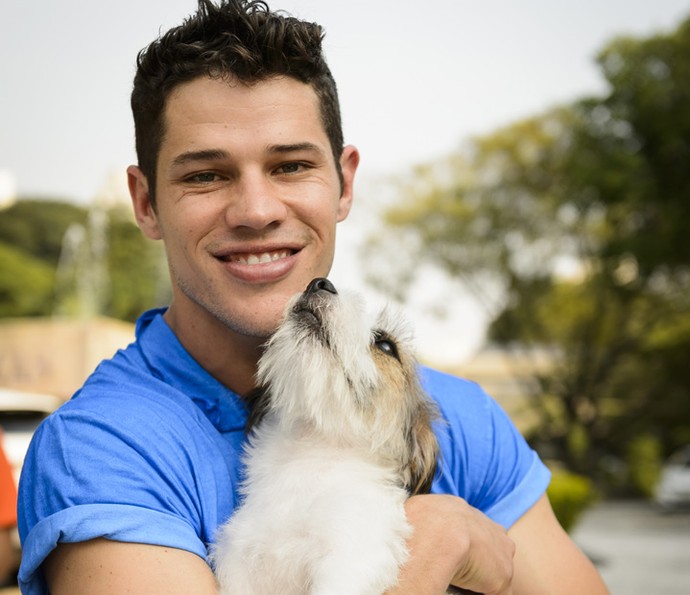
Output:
[572, 500, 690, 594]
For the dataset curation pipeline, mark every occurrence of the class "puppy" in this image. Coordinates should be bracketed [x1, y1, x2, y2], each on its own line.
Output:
[210, 277, 440, 595]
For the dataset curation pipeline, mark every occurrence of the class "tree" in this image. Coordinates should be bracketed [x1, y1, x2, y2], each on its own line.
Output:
[105, 206, 170, 322]
[366, 14, 690, 488]
[584, 18, 690, 274]
[0, 199, 168, 322]
[0, 242, 55, 317]
[0, 199, 87, 265]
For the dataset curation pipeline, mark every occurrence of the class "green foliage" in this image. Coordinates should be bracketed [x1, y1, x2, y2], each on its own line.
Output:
[591, 21, 690, 274]
[566, 424, 590, 471]
[105, 208, 170, 321]
[0, 241, 55, 317]
[0, 199, 169, 322]
[547, 468, 598, 532]
[366, 13, 690, 491]
[0, 199, 87, 265]
[626, 434, 663, 499]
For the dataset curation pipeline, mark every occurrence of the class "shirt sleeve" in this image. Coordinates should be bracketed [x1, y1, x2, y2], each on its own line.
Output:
[423, 367, 551, 529]
[16, 389, 226, 594]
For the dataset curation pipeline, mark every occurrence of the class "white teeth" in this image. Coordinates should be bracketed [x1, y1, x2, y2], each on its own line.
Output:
[238, 251, 289, 265]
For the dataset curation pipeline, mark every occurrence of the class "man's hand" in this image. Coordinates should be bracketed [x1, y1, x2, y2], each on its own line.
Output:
[386, 494, 515, 595]
[388, 492, 609, 595]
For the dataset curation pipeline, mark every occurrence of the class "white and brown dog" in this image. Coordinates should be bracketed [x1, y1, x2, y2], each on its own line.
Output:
[210, 277, 440, 595]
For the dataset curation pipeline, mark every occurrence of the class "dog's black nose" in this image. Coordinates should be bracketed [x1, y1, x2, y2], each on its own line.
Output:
[305, 277, 337, 296]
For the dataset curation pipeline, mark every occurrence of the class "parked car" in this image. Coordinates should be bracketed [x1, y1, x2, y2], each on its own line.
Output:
[0, 389, 62, 485]
[654, 445, 690, 510]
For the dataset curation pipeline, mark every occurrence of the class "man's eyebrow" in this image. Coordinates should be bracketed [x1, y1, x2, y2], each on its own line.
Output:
[171, 149, 229, 167]
[268, 142, 327, 156]
[170, 144, 326, 167]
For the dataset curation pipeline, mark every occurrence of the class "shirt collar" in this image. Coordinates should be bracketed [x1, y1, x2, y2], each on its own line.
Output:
[135, 308, 249, 433]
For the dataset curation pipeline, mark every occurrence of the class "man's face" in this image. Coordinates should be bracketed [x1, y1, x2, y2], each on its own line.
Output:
[130, 75, 358, 342]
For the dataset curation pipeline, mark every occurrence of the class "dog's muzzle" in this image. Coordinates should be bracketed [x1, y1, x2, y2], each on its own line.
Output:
[305, 277, 337, 297]
[291, 277, 338, 330]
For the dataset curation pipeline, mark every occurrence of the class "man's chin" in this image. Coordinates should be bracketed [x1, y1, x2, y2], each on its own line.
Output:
[216, 315, 281, 341]
[216, 302, 289, 341]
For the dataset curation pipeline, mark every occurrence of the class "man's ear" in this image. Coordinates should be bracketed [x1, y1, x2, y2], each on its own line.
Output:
[336, 144, 360, 222]
[127, 165, 162, 240]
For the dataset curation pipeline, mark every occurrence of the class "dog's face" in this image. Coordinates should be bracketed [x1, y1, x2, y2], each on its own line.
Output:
[249, 278, 439, 494]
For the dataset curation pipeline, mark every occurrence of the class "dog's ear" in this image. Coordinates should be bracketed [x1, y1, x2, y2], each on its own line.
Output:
[402, 398, 440, 495]
[244, 383, 272, 434]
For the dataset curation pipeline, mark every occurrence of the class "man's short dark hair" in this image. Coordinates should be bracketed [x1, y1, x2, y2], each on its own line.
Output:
[131, 0, 344, 205]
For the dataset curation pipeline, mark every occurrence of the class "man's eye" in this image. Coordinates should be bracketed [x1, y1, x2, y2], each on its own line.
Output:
[276, 162, 305, 175]
[187, 172, 219, 184]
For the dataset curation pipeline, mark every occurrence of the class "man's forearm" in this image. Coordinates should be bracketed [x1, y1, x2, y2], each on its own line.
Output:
[386, 494, 515, 595]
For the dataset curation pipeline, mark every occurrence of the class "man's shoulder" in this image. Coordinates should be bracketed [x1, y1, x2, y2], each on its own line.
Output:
[419, 365, 489, 407]
[420, 364, 522, 455]
[44, 344, 200, 447]
[68, 308, 198, 414]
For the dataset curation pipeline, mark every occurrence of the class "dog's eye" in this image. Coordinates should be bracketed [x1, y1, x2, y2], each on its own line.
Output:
[374, 333, 400, 360]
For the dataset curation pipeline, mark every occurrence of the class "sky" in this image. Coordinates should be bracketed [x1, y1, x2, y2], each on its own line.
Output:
[1, 0, 689, 363]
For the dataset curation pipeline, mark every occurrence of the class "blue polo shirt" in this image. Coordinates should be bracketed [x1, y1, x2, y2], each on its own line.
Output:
[17, 308, 550, 594]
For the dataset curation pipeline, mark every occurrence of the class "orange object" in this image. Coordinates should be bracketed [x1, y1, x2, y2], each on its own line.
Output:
[0, 434, 17, 529]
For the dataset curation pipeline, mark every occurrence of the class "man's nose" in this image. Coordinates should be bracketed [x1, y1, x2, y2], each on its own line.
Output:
[225, 172, 289, 230]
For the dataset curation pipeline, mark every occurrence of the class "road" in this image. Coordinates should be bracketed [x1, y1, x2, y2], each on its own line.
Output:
[572, 500, 690, 594]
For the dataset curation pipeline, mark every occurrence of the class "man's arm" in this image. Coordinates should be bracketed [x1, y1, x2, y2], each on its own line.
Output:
[386, 494, 516, 595]
[508, 493, 609, 594]
[386, 493, 609, 595]
[43, 494, 608, 595]
[44, 539, 219, 595]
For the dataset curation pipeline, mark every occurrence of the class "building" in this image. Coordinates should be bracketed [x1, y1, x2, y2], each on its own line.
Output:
[0, 317, 134, 401]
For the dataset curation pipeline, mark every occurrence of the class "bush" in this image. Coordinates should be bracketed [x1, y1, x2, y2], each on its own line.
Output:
[0, 242, 55, 317]
[547, 468, 598, 532]
[627, 433, 663, 499]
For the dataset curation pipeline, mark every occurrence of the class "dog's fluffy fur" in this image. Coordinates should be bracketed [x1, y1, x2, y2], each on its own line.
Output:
[210, 278, 439, 595]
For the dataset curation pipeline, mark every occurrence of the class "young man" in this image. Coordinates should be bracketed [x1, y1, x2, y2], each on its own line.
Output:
[18, 1, 608, 593]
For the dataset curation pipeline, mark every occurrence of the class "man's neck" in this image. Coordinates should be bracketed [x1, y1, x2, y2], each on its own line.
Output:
[163, 305, 264, 398]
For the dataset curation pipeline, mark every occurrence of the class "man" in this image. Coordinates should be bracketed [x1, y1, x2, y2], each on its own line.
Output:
[18, 1, 608, 593]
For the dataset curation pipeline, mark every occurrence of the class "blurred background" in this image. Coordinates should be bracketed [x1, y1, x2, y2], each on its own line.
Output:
[2, 1, 690, 592]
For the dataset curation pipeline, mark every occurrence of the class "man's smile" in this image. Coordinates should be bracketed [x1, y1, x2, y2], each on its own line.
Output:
[229, 250, 295, 265]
